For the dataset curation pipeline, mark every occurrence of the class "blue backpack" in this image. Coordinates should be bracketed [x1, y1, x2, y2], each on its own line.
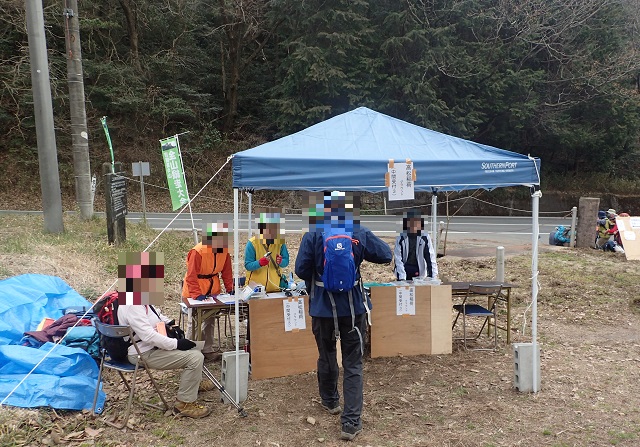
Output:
[321, 231, 358, 292]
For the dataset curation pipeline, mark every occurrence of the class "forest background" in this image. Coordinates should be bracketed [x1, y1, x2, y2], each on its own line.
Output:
[1, 0, 640, 213]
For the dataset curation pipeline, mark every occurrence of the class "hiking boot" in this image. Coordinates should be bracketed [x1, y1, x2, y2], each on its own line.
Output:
[340, 422, 362, 441]
[173, 400, 212, 418]
[321, 402, 341, 415]
[198, 379, 215, 392]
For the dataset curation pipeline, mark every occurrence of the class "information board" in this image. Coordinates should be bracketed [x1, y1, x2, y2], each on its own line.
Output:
[110, 175, 128, 220]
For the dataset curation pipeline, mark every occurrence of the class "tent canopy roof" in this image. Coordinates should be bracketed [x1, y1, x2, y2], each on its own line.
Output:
[232, 107, 540, 192]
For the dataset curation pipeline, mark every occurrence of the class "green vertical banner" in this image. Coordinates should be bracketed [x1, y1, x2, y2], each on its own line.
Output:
[160, 136, 189, 210]
[100, 116, 115, 171]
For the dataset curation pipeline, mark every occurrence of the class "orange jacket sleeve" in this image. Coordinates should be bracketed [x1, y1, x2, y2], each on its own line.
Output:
[220, 253, 234, 292]
[184, 249, 203, 297]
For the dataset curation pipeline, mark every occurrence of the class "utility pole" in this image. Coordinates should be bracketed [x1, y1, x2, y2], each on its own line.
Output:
[25, 0, 64, 233]
[64, 0, 93, 219]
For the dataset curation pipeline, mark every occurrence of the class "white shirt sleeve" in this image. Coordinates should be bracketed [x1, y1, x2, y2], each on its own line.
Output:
[118, 305, 177, 353]
[425, 233, 438, 278]
[393, 236, 406, 280]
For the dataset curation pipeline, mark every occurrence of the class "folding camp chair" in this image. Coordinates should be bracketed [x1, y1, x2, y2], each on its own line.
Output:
[452, 284, 502, 351]
[91, 321, 169, 428]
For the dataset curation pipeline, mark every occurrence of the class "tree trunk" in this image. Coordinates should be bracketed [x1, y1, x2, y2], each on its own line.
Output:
[222, 17, 243, 133]
[118, 0, 141, 71]
[65, 0, 93, 219]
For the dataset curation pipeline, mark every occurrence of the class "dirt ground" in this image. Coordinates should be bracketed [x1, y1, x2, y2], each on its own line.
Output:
[2, 232, 640, 447]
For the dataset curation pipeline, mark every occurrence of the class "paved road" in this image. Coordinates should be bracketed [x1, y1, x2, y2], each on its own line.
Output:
[0, 210, 573, 256]
[122, 211, 569, 241]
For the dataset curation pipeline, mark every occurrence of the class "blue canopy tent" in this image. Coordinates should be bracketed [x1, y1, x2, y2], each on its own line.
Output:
[232, 107, 540, 192]
[229, 107, 542, 393]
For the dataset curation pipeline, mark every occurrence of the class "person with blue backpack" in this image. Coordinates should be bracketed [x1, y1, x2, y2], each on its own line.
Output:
[295, 191, 392, 441]
[393, 210, 438, 280]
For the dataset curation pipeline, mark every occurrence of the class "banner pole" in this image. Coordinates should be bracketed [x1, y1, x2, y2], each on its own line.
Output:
[175, 135, 198, 245]
[100, 116, 115, 174]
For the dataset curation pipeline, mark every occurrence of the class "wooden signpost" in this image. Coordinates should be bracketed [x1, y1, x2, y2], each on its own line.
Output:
[103, 162, 127, 244]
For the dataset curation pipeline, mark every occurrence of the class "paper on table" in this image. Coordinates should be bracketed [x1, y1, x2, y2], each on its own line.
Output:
[187, 297, 217, 306]
[218, 293, 238, 305]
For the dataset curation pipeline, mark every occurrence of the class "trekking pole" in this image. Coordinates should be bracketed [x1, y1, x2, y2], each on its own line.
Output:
[201, 364, 248, 418]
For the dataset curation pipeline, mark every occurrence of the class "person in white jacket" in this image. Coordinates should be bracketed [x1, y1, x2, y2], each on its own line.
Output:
[117, 304, 213, 418]
[393, 211, 438, 280]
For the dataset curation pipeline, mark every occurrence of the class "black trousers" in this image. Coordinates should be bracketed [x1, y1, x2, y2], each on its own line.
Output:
[312, 313, 366, 427]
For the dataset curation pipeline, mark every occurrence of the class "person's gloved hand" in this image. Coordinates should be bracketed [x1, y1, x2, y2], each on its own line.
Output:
[276, 254, 283, 265]
[176, 338, 196, 351]
[196, 294, 208, 301]
[258, 257, 269, 267]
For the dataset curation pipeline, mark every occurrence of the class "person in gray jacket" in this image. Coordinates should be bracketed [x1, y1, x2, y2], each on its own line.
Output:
[393, 210, 438, 280]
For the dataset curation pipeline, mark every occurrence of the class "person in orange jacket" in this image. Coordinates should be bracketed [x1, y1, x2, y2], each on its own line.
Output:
[182, 222, 234, 360]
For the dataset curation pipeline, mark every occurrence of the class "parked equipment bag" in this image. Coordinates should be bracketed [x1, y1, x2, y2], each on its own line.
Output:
[94, 291, 130, 361]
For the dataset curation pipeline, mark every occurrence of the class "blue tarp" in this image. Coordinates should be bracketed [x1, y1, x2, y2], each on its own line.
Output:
[0, 274, 105, 412]
[232, 107, 541, 192]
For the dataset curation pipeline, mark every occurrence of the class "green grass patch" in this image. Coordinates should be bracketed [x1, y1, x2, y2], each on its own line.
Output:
[0, 213, 195, 304]
[454, 386, 468, 396]
[609, 430, 636, 445]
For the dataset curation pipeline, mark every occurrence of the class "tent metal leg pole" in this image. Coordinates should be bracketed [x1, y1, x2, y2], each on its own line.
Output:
[431, 193, 438, 250]
[531, 189, 541, 393]
[233, 188, 240, 404]
[247, 191, 252, 238]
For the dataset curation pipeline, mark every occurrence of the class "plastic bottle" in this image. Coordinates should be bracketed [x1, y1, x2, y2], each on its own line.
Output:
[288, 272, 295, 290]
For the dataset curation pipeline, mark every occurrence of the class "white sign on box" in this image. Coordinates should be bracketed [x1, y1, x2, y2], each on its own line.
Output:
[396, 286, 416, 316]
[283, 297, 306, 332]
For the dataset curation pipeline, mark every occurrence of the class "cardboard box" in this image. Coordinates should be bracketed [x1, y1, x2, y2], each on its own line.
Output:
[248, 295, 317, 380]
[369, 284, 452, 358]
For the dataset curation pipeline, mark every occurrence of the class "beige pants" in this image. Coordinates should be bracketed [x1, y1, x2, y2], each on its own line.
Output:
[129, 348, 204, 403]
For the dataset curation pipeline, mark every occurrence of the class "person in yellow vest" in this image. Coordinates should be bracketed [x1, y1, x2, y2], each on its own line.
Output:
[244, 212, 290, 293]
[182, 222, 233, 361]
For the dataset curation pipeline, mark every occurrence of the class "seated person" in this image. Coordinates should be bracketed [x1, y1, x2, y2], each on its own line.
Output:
[595, 209, 624, 252]
[182, 223, 233, 360]
[393, 210, 438, 280]
[616, 212, 630, 246]
[245, 212, 289, 293]
[118, 304, 213, 418]
[117, 251, 213, 419]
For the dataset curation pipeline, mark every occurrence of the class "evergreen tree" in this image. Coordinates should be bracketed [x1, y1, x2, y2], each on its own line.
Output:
[268, 0, 378, 132]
